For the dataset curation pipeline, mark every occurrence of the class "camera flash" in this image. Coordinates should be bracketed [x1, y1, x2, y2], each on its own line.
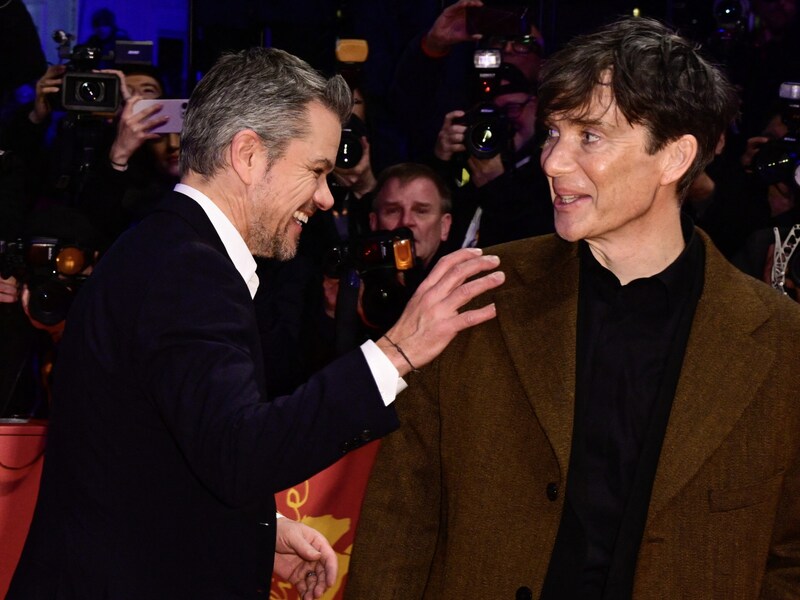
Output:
[474, 49, 501, 70]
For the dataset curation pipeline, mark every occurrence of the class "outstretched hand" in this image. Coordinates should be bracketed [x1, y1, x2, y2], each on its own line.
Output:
[379, 247, 504, 376]
[273, 518, 337, 600]
[424, 0, 485, 55]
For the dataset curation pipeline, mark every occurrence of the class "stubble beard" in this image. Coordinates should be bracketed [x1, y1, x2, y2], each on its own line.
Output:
[248, 205, 298, 260]
[247, 169, 299, 261]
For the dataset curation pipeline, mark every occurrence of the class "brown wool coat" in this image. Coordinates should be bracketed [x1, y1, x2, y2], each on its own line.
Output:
[346, 231, 800, 600]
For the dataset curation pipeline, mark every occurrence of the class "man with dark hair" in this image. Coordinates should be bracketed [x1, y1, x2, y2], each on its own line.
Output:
[7, 47, 503, 600]
[347, 17, 800, 599]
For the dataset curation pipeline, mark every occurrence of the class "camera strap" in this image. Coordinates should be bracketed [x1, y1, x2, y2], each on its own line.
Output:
[771, 224, 800, 294]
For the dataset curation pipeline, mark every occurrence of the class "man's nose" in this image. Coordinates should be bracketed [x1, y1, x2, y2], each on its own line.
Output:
[314, 178, 334, 211]
[398, 210, 416, 228]
[541, 137, 573, 178]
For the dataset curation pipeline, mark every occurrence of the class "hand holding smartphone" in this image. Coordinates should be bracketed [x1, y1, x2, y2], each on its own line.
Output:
[131, 99, 189, 134]
[465, 5, 530, 37]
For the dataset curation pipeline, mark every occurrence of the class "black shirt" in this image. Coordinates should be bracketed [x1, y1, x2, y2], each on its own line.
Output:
[542, 217, 705, 599]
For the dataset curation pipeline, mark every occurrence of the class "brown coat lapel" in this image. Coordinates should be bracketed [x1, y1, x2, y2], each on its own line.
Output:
[648, 237, 775, 517]
[494, 237, 579, 478]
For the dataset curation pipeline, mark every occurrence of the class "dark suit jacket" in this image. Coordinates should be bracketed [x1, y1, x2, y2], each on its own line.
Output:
[346, 231, 800, 599]
[8, 191, 399, 599]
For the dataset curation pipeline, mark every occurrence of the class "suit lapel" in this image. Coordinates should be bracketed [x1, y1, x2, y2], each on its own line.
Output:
[495, 239, 580, 475]
[648, 240, 775, 517]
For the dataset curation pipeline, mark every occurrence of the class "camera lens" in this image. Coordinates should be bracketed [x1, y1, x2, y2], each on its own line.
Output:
[468, 121, 501, 157]
[752, 141, 798, 185]
[336, 130, 363, 168]
[77, 80, 106, 104]
[335, 114, 369, 169]
[28, 279, 74, 326]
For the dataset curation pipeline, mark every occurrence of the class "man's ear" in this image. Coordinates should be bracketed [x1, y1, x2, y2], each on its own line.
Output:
[368, 211, 378, 232]
[440, 213, 452, 242]
[661, 134, 698, 187]
[229, 129, 264, 186]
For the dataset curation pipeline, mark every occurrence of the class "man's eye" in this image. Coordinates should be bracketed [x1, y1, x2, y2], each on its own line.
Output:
[582, 131, 600, 143]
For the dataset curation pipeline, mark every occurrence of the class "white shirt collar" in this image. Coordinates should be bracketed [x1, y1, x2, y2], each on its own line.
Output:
[174, 183, 260, 298]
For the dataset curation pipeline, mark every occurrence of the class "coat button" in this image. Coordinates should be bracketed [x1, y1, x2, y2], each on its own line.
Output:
[546, 482, 559, 501]
[516, 586, 533, 600]
[360, 429, 372, 442]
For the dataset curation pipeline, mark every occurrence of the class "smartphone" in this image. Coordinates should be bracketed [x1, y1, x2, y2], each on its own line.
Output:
[132, 98, 189, 134]
[465, 5, 530, 37]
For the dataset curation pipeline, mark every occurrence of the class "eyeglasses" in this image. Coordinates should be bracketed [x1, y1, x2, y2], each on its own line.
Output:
[497, 96, 534, 119]
[485, 35, 542, 56]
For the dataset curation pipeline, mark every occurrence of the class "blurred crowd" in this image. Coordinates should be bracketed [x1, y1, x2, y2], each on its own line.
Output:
[2, 0, 800, 418]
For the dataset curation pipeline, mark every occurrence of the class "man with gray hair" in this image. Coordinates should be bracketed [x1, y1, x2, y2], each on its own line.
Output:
[8, 47, 503, 600]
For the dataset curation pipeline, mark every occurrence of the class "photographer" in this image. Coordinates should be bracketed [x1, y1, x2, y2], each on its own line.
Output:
[432, 63, 553, 250]
[731, 106, 800, 280]
[301, 163, 453, 378]
[0, 206, 99, 419]
[389, 0, 544, 161]
[685, 85, 800, 259]
[76, 64, 180, 252]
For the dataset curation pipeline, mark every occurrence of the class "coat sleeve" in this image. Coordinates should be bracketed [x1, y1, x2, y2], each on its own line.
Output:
[345, 359, 444, 600]
[133, 239, 399, 507]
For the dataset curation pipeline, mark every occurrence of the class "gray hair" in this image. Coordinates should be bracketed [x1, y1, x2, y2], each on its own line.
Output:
[180, 47, 352, 177]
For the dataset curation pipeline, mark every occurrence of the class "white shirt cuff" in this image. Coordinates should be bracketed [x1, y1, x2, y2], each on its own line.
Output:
[360, 339, 408, 406]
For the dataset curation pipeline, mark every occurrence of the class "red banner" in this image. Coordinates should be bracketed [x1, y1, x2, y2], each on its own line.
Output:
[270, 440, 380, 600]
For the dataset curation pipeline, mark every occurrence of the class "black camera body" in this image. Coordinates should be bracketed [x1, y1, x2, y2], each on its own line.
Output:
[53, 30, 120, 113]
[324, 227, 415, 279]
[336, 113, 369, 169]
[456, 50, 518, 160]
[0, 237, 93, 326]
[752, 82, 800, 186]
[324, 228, 416, 330]
[454, 102, 511, 160]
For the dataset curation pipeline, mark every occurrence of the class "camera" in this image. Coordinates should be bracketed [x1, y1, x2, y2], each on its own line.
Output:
[454, 53, 526, 160]
[0, 237, 94, 325]
[712, 0, 751, 35]
[52, 30, 120, 113]
[336, 113, 369, 168]
[334, 39, 370, 169]
[323, 228, 416, 330]
[751, 82, 800, 186]
[455, 102, 511, 160]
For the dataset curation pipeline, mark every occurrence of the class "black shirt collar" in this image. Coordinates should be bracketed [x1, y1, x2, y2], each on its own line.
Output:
[580, 214, 702, 315]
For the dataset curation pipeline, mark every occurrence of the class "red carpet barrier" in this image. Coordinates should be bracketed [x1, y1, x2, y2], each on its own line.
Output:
[0, 419, 47, 598]
[0, 420, 376, 600]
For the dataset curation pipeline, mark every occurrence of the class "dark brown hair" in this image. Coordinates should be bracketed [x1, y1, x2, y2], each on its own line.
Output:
[538, 17, 739, 200]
